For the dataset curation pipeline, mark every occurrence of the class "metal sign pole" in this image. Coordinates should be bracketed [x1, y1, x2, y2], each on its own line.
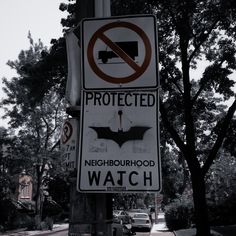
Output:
[67, 1, 113, 235]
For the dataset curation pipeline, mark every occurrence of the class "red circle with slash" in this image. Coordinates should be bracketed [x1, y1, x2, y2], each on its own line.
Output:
[61, 121, 73, 144]
[87, 21, 152, 84]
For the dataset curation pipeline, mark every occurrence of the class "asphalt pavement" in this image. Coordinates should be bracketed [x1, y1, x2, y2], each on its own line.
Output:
[0, 224, 69, 236]
[1, 217, 236, 236]
[150, 213, 174, 236]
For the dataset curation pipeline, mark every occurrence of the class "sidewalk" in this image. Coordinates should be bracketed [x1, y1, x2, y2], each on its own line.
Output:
[174, 225, 236, 236]
[151, 223, 174, 235]
[150, 212, 236, 236]
[151, 224, 236, 236]
[174, 228, 222, 236]
[150, 217, 174, 236]
[0, 223, 69, 236]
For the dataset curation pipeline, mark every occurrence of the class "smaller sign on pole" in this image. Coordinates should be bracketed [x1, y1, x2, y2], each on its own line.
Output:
[60, 118, 79, 171]
[65, 29, 81, 106]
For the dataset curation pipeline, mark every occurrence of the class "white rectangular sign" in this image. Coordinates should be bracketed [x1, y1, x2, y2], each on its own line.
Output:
[77, 90, 161, 192]
[81, 15, 158, 90]
[60, 118, 79, 171]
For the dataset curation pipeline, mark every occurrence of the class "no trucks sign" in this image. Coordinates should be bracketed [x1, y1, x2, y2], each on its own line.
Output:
[81, 15, 158, 90]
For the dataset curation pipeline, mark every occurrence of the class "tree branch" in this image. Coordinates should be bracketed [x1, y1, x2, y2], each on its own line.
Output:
[188, 19, 218, 64]
[160, 101, 187, 155]
[50, 139, 60, 152]
[192, 81, 206, 105]
[162, 60, 184, 95]
[202, 99, 236, 175]
[42, 116, 50, 150]
[192, 61, 225, 104]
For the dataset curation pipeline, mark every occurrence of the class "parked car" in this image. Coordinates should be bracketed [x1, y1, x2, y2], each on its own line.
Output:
[127, 208, 150, 219]
[127, 209, 143, 218]
[113, 210, 132, 224]
[131, 212, 152, 232]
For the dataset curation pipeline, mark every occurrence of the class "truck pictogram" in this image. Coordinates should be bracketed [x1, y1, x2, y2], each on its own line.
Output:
[98, 41, 138, 63]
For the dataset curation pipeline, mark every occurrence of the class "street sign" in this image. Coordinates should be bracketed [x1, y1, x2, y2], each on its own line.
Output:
[77, 90, 161, 192]
[81, 15, 158, 90]
[65, 29, 81, 106]
[60, 118, 79, 171]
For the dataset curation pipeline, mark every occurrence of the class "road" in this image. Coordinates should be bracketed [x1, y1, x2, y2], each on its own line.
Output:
[41, 229, 68, 236]
[29, 227, 173, 236]
[131, 230, 173, 236]
[37, 229, 150, 236]
[39, 229, 152, 236]
[39, 213, 171, 236]
[135, 231, 151, 236]
[53, 230, 68, 236]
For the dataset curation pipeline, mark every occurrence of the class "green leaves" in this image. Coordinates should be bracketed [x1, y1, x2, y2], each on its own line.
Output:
[200, 64, 234, 100]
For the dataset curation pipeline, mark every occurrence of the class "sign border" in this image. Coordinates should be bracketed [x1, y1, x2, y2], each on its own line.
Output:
[87, 21, 152, 84]
[77, 90, 162, 193]
[61, 118, 79, 172]
[81, 14, 159, 91]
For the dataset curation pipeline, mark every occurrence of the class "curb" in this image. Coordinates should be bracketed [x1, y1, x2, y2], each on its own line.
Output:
[32, 228, 68, 236]
[0, 226, 69, 236]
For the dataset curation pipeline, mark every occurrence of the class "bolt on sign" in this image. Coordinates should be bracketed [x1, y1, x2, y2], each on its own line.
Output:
[81, 15, 159, 90]
[77, 90, 161, 193]
[60, 118, 79, 171]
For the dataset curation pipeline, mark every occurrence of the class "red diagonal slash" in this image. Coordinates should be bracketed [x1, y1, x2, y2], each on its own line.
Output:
[98, 33, 140, 72]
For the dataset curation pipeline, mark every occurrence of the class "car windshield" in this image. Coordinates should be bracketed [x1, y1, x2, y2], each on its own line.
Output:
[128, 209, 142, 212]
[133, 213, 148, 218]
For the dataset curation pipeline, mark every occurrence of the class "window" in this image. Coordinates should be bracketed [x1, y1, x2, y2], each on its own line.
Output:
[19, 183, 30, 199]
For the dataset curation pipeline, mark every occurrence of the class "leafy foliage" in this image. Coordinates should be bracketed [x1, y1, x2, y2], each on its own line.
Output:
[0, 34, 67, 226]
[46, 176, 70, 213]
[206, 151, 236, 206]
[165, 197, 193, 231]
[110, 0, 236, 234]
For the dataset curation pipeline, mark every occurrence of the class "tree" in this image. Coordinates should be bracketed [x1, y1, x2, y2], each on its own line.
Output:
[0, 128, 20, 229]
[111, 0, 236, 235]
[0, 34, 66, 228]
[46, 175, 70, 213]
[205, 150, 236, 225]
[146, 1, 236, 235]
[0, 127, 13, 201]
[161, 146, 190, 203]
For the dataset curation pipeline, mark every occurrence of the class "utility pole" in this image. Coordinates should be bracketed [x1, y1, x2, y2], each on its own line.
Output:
[66, 1, 113, 235]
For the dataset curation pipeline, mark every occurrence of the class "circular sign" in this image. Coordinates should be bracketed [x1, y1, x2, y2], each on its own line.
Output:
[87, 21, 152, 84]
[61, 121, 73, 144]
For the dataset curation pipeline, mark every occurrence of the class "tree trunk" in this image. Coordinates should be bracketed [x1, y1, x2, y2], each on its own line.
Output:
[191, 171, 211, 236]
[35, 190, 44, 229]
[35, 164, 44, 229]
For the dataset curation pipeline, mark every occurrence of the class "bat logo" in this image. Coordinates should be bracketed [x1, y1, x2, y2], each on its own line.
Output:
[89, 126, 151, 147]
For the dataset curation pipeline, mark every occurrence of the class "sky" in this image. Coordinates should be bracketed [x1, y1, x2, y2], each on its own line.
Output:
[0, 0, 67, 128]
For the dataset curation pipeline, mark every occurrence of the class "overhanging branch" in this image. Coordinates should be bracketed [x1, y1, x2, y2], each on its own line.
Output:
[188, 19, 219, 64]
[202, 99, 236, 175]
[160, 101, 187, 155]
